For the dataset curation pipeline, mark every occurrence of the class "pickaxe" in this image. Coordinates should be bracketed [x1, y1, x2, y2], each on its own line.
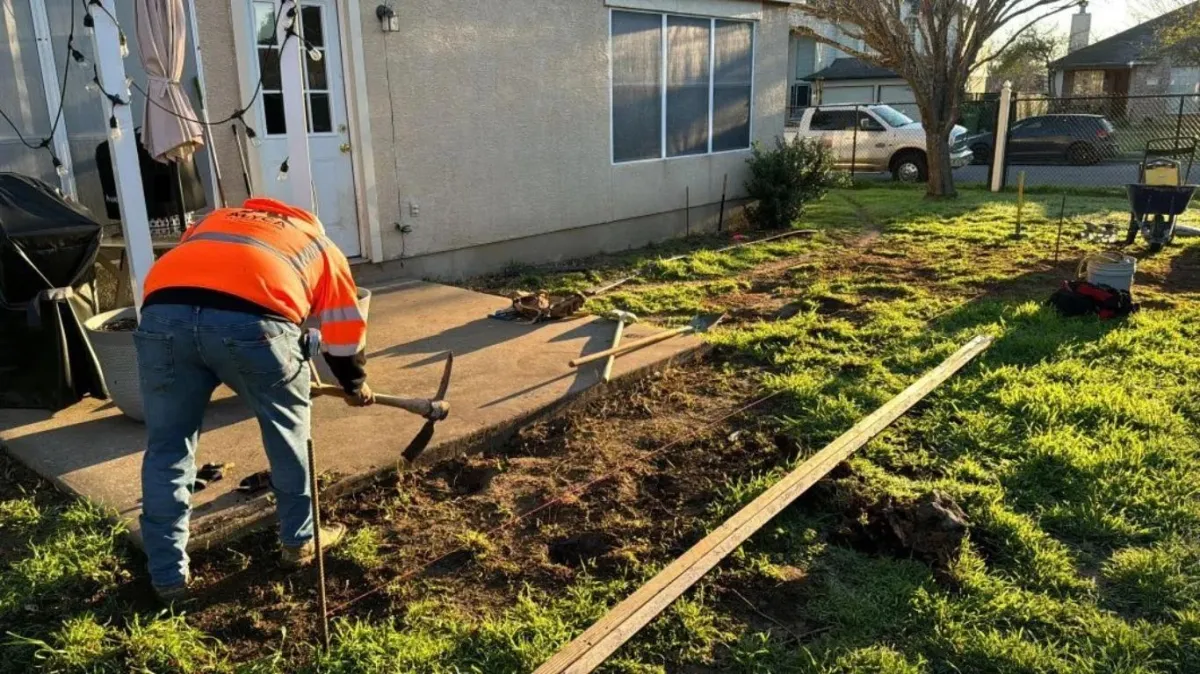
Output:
[305, 330, 452, 462]
[602, 310, 638, 383]
[569, 313, 725, 368]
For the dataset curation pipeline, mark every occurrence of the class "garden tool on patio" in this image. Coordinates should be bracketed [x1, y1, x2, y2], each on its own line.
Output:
[491, 290, 588, 323]
[569, 313, 725, 368]
[304, 329, 453, 462]
[602, 310, 638, 383]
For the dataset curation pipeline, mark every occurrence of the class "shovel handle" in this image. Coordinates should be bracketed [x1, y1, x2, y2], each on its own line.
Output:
[569, 326, 691, 368]
[311, 384, 434, 418]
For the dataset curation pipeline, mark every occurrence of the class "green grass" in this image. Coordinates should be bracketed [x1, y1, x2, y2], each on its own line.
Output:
[4, 184, 1200, 672]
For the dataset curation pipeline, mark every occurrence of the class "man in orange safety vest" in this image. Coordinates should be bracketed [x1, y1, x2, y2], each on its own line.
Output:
[134, 197, 371, 602]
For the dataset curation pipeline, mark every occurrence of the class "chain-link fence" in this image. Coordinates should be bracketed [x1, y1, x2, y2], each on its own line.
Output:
[989, 94, 1200, 190]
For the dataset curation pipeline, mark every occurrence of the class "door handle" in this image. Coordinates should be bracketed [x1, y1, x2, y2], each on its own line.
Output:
[339, 142, 352, 153]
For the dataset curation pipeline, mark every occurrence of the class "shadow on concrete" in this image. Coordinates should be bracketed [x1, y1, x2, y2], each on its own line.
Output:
[366, 316, 555, 367]
[367, 316, 620, 370]
[477, 321, 621, 408]
[8, 394, 255, 479]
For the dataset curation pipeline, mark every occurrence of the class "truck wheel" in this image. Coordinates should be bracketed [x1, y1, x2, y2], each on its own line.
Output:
[970, 144, 992, 165]
[891, 151, 927, 183]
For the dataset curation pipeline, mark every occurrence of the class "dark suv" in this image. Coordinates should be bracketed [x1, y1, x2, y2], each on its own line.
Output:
[968, 114, 1119, 166]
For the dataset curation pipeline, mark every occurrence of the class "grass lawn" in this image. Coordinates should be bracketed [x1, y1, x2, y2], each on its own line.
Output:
[3, 184, 1200, 672]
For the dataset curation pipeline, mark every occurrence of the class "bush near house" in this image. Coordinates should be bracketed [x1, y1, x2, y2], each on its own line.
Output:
[744, 137, 837, 230]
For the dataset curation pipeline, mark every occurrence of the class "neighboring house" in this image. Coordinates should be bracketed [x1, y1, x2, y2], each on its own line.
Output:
[1049, 2, 1200, 118]
[786, 5, 985, 123]
[0, 0, 799, 280]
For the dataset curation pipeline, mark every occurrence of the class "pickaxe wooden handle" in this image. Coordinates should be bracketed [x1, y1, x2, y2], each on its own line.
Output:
[569, 326, 692, 368]
[311, 384, 440, 418]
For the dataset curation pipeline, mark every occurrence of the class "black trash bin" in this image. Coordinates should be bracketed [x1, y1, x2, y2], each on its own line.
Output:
[0, 173, 108, 410]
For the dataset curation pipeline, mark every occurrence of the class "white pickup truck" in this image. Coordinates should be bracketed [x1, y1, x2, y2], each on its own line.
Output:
[787, 105, 973, 182]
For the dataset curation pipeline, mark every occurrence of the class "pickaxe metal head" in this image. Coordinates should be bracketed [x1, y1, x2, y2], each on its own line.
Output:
[607, 309, 639, 325]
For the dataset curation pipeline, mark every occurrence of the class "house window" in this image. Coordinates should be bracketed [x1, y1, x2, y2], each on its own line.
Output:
[1072, 70, 1106, 96]
[611, 10, 754, 163]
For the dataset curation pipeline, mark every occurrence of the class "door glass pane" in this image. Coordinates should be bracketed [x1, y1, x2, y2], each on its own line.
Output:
[712, 20, 752, 152]
[254, 2, 276, 45]
[0, 0, 55, 185]
[301, 6, 325, 48]
[308, 93, 331, 133]
[264, 93, 286, 134]
[259, 48, 281, 90]
[666, 16, 710, 157]
[305, 54, 327, 90]
[612, 11, 662, 163]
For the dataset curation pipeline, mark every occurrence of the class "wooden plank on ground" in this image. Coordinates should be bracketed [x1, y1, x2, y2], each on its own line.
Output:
[534, 334, 994, 674]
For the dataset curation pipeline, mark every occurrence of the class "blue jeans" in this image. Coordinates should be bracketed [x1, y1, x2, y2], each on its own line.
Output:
[134, 304, 313, 588]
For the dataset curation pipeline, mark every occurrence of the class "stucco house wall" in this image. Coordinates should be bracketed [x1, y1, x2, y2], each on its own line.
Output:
[195, 0, 791, 280]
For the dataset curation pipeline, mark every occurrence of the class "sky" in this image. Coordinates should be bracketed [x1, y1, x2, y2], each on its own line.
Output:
[1036, 0, 1170, 43]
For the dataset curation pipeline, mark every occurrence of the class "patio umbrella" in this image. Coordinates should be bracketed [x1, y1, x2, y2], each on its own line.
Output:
[135, 0, 204, 163]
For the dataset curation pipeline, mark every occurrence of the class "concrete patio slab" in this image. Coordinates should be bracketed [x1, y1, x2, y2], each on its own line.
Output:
[0, 281, 703, 548]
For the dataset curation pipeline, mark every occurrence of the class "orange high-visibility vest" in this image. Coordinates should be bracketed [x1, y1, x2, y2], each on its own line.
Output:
[143, 198, 366, 356]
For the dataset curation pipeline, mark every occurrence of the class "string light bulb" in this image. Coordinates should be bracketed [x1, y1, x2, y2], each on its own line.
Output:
[85, 77, 100, 94]
[82, 12, 95, 36]
[108, 115, 121, 141]
[119, 33, 129, 59]
[52, 156, 68, 178]
[276, 158, 290, 182]
[70, 48, 90, 69]
[307, 46, 323, 62]
[244, 123, 263, 148]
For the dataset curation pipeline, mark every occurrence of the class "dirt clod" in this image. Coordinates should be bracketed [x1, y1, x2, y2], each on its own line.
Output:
[848, 490, 970, 577]
[430, 457, 498, 496]
[548, 531, 621, 567]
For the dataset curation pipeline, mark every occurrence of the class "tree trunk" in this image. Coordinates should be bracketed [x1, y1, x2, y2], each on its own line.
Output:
[925, 130, 957, 198]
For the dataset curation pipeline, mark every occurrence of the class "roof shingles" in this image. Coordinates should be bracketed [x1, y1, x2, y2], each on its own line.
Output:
[1050, 2, 1198, 70]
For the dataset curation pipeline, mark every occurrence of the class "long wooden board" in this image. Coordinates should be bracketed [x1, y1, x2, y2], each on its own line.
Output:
[534, 334, 993, 674]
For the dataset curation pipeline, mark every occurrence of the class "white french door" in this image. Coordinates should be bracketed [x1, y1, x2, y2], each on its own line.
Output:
[243, 0, 360, 257]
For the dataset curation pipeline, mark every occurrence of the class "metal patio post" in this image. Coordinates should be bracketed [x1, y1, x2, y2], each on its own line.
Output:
[94, 0, 154, 311]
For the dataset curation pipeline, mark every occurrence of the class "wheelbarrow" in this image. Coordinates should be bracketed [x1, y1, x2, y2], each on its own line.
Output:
[1123, 183, 1197, 253]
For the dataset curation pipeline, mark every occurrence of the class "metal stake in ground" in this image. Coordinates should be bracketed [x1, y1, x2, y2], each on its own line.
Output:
[306, 438, 331, 650]
[1015, 170, 1026, 238]
[1054, 194, 1067, 264]
[718, 173, 728, 233]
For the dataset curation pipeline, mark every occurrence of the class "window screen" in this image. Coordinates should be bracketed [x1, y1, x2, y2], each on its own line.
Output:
[666, 16, 710, 157]
[612, 11, 663, 163]
[712, 20, 753, 152]
[0, 1, 55, 185]
[611, 11, 753, 162]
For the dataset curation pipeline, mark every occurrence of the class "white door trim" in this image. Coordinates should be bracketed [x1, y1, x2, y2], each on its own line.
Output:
[229, 0, 265, 193]
[338, 0, 383, 263]
[228, 0, 377, 259]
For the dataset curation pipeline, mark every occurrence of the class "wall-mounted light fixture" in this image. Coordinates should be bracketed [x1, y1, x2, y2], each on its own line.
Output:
[376, 4, 399, 32]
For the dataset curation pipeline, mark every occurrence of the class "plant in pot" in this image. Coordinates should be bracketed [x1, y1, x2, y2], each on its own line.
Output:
[84, 288, 373, 422]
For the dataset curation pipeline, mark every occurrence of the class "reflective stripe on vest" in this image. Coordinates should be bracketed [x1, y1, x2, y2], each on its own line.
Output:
[183, 231, 325, 294]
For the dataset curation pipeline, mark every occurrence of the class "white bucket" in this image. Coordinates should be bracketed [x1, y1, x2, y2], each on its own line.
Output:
[1080, 251, 1136, 291]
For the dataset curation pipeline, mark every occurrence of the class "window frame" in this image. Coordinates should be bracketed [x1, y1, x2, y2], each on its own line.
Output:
[609, 8, 756, 165]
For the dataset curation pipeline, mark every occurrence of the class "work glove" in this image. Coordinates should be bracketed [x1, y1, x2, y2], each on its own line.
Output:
[346, 382, 376, 407]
